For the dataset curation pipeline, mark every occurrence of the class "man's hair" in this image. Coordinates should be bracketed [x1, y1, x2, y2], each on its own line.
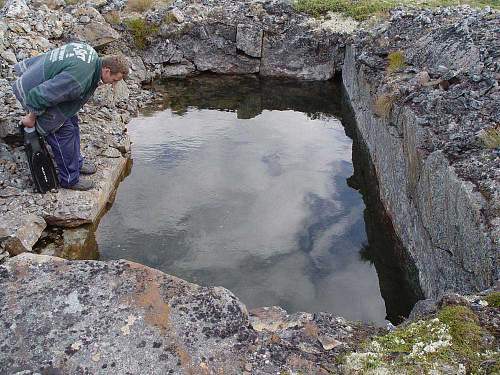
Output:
[102, 54, 129, 79]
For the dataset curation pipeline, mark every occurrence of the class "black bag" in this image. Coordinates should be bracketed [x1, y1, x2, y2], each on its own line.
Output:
[20, 124, 59, 193]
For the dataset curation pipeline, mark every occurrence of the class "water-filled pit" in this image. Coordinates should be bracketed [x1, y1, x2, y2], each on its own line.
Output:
[97, 75, 420, 325]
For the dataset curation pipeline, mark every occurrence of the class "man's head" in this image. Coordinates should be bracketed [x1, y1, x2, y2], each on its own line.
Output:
[101, 55, 129, 84]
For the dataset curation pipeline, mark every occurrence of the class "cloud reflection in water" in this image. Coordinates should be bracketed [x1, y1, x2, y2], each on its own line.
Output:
[97, 108, 387, 324]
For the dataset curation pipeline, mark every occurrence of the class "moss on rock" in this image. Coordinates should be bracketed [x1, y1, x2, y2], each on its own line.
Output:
[343, 305, 498, 374]
[484, 292, 500, 308]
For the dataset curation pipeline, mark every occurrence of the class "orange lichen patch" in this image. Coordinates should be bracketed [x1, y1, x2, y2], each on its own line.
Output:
[270, 333, 281, 344]
[175, 346, 196, 374]
[123, 263, 172, 331]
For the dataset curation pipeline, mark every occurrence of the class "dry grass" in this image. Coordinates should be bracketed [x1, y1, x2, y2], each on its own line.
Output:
[373, 93, 397, 119]
[104, 11, 122, 25]
[128, 0, 154, 12]
[478, 126, 500, 149]
[387, 51, 406, 73]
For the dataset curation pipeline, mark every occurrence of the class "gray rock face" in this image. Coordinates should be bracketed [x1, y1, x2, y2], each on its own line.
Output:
[260, 25, 340, 79]
[236, 24, 263, 58]
[342, 6, 499, 298]
[0, 253, 380, 374]
[140, 0, 353, 79]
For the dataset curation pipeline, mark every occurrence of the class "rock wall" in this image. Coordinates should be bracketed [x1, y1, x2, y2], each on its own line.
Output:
[342, 6, 499, 298]
[132, 0, 357, 80]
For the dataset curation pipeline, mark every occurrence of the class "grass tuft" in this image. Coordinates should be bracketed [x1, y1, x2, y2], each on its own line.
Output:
[294, 0, 500, 21]
[128, 0, 154, 12]
[373, 93, 397, 119]
[478, 126, 500, 149]
[387, 51, 406, 73]
[484, 291, 500, 308]
[124, 17, 159, 49]
[104, 11, 122, 25]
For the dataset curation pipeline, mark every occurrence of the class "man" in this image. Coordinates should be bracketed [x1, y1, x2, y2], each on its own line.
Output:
[11, 42, 129, 191]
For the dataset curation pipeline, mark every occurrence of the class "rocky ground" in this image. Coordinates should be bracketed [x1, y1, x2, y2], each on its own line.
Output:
[342, 4, 499, 298]
[0, 253, 498, 374]
[350, 5, 499, 224]
[0, 0, 499, 373]
[0, 0, 159, 260]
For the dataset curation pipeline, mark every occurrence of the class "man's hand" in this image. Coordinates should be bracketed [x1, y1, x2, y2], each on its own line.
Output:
[21, 113, 36, 128]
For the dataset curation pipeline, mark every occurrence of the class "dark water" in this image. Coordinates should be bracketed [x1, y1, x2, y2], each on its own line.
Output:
[97, 76, 420, 325]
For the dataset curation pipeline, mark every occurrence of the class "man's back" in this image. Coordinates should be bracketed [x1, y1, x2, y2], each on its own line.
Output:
[12, 43, 102, 134]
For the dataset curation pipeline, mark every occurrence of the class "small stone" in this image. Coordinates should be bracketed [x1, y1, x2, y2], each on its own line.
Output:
[416, 117, 430, 126]
[438, 293, 470, 308]
[318, 335, 342, 351]
[415, 71, 430, 85]
[80, 16, 91, 24]
[170, 8, 185, 23]
[1, 50, 17, 64]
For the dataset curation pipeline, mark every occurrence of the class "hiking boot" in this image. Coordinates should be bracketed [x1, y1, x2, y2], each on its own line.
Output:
[66, 179, 94, 191]
[80, 160, 97, 175]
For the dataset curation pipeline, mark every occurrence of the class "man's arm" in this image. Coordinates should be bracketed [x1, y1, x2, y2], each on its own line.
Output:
[24, 71, 84, 115]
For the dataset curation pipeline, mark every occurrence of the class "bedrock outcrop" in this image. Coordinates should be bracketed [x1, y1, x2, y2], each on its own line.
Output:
[342, 6, 499, 298]
[118, 0, 357, 80]
[0, 253, 381, 374]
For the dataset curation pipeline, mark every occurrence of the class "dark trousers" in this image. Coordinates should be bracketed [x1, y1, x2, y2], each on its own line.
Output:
[45, 115, 83, 188]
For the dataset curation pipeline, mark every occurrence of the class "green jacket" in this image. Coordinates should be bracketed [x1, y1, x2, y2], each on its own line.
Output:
[12, 43, 102, 134]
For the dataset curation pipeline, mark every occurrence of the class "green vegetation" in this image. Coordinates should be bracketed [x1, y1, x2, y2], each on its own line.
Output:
[294, 0, 500, 20]
[124, 17, 159, 49]
[437, 305, 484, 360]
[65, 0, 82, 5]
[387, 51, 406, 73]
[344, 305, 497, 373]
[294, 0, 394, 20]
[479, 126, 500, 149]
[485, 291, 500, 308]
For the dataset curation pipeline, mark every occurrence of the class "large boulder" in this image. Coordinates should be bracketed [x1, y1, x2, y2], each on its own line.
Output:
[0, 253, 380, 374]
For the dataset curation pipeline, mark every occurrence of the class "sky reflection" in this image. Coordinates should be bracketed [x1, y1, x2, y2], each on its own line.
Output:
[97, 107, 387, 324]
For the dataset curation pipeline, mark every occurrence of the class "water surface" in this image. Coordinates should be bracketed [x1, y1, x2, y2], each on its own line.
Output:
[97, 76, 416, 325]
